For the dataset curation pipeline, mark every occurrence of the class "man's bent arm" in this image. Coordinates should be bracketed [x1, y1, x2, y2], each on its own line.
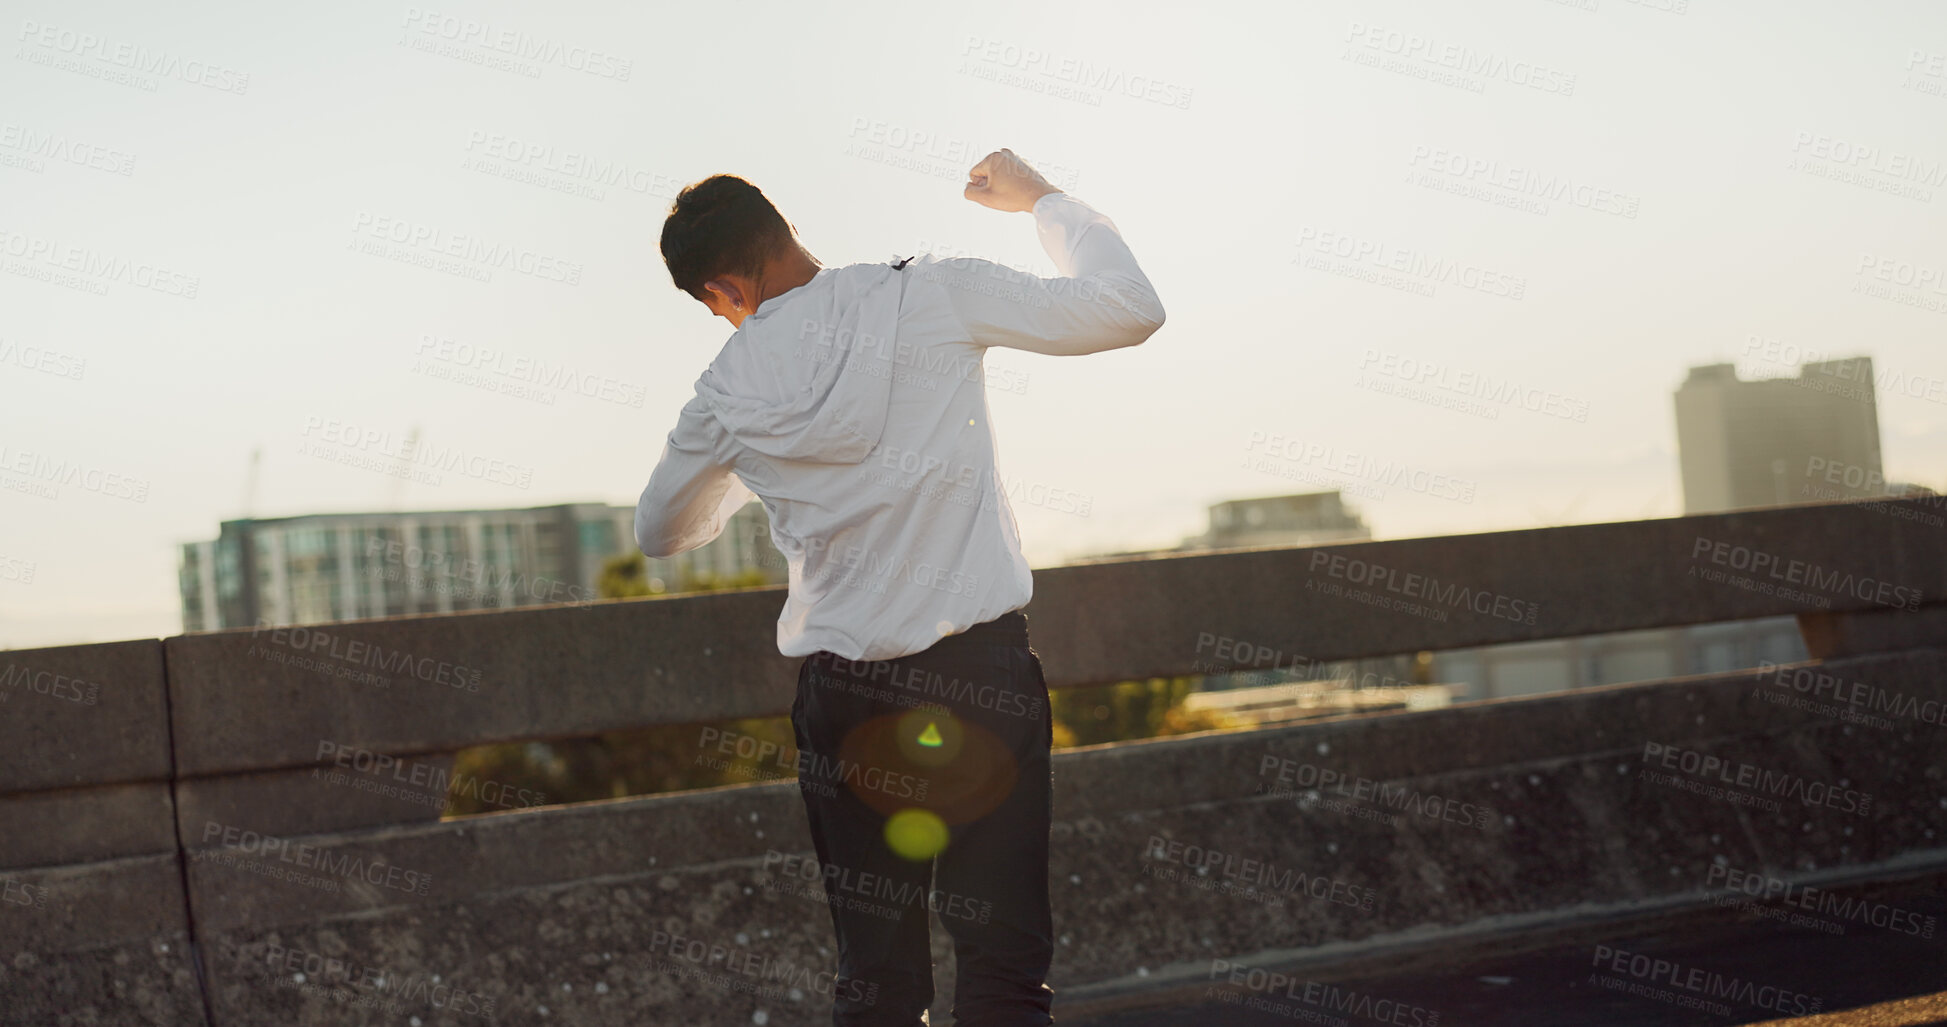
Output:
[635, 395, 752, 559]
[932, 191, 1166, 356]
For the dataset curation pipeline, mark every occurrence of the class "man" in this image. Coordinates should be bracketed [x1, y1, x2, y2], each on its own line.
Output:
[637, 149, 1164, 1026]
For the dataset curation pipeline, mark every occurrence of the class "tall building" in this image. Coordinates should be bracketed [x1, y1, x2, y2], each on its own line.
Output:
[179, 501, 781, 632]
[1674, 359, 1884, 513]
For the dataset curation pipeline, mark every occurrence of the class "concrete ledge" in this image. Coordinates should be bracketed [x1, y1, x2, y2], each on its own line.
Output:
[176, 753, 460, 842]
[155, 499, 1947, 782]
[0, 784, 177, 871]
[163, 590, 801, 777]
[0, 640, 171, 793]
[179, 649, 1947, 1025]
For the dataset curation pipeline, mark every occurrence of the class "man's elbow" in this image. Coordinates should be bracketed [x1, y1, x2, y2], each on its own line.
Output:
[1111, 300, 1165, 350]
[634, 510, 679, 560]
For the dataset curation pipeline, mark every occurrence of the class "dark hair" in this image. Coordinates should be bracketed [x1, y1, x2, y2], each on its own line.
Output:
[660, 175, 794, 301]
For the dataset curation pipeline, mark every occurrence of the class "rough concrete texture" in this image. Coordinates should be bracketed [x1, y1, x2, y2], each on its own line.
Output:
[162, 588, 803, 777]
[0, 855, 206, 1026]
[0, 784, 178, 870]
[1026, 498, 1947, 688]
[0, 640, 171, 793]
[176, 752, 459, 842]
[180, 650, 1945, 1025]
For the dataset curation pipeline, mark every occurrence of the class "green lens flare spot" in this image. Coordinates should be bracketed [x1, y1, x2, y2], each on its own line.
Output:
[917, 722, 944, 748]
[884, 808, 949, 861]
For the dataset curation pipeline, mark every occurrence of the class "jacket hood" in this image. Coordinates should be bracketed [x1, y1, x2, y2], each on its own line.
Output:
[694, 261, 908, 465]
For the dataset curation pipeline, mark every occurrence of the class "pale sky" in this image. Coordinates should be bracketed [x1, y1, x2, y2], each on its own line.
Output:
[3, 0, 1944, 648]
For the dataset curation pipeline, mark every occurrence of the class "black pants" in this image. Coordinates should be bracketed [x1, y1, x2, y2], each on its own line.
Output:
[790, 610, 1055, 1026]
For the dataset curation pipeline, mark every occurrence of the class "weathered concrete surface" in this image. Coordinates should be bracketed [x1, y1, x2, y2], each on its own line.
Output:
[176, 752, 460, 841]
[0, 784, 177, 869]
[0, 854, 205, 1026]
[162, 590, 802, 777]
[1029, 498, 1947, 689]
[180, 649, 1947, 1025]
[0, 640, 197, 1023]
[0, 640, 171, 793]
[158, 499, 1947, 782]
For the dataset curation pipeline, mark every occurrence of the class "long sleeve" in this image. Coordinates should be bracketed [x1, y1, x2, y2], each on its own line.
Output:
[924, 191, 1166, 356]
[635, 394, 752, 559]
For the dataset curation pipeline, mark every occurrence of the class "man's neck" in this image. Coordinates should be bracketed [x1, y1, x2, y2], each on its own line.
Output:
[756, 253, 822, 309]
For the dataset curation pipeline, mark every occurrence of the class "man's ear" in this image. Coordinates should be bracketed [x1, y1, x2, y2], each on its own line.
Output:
[703, 278, 745, 311]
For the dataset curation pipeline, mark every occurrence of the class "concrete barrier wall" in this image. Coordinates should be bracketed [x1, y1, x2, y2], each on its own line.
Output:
[180, 648, 1947, 1025]
[5, 498, 1943, 1023]
[0, 640, 204, 1027]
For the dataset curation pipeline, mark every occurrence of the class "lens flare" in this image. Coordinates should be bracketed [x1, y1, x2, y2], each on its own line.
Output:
[884, 808, 949, 861]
